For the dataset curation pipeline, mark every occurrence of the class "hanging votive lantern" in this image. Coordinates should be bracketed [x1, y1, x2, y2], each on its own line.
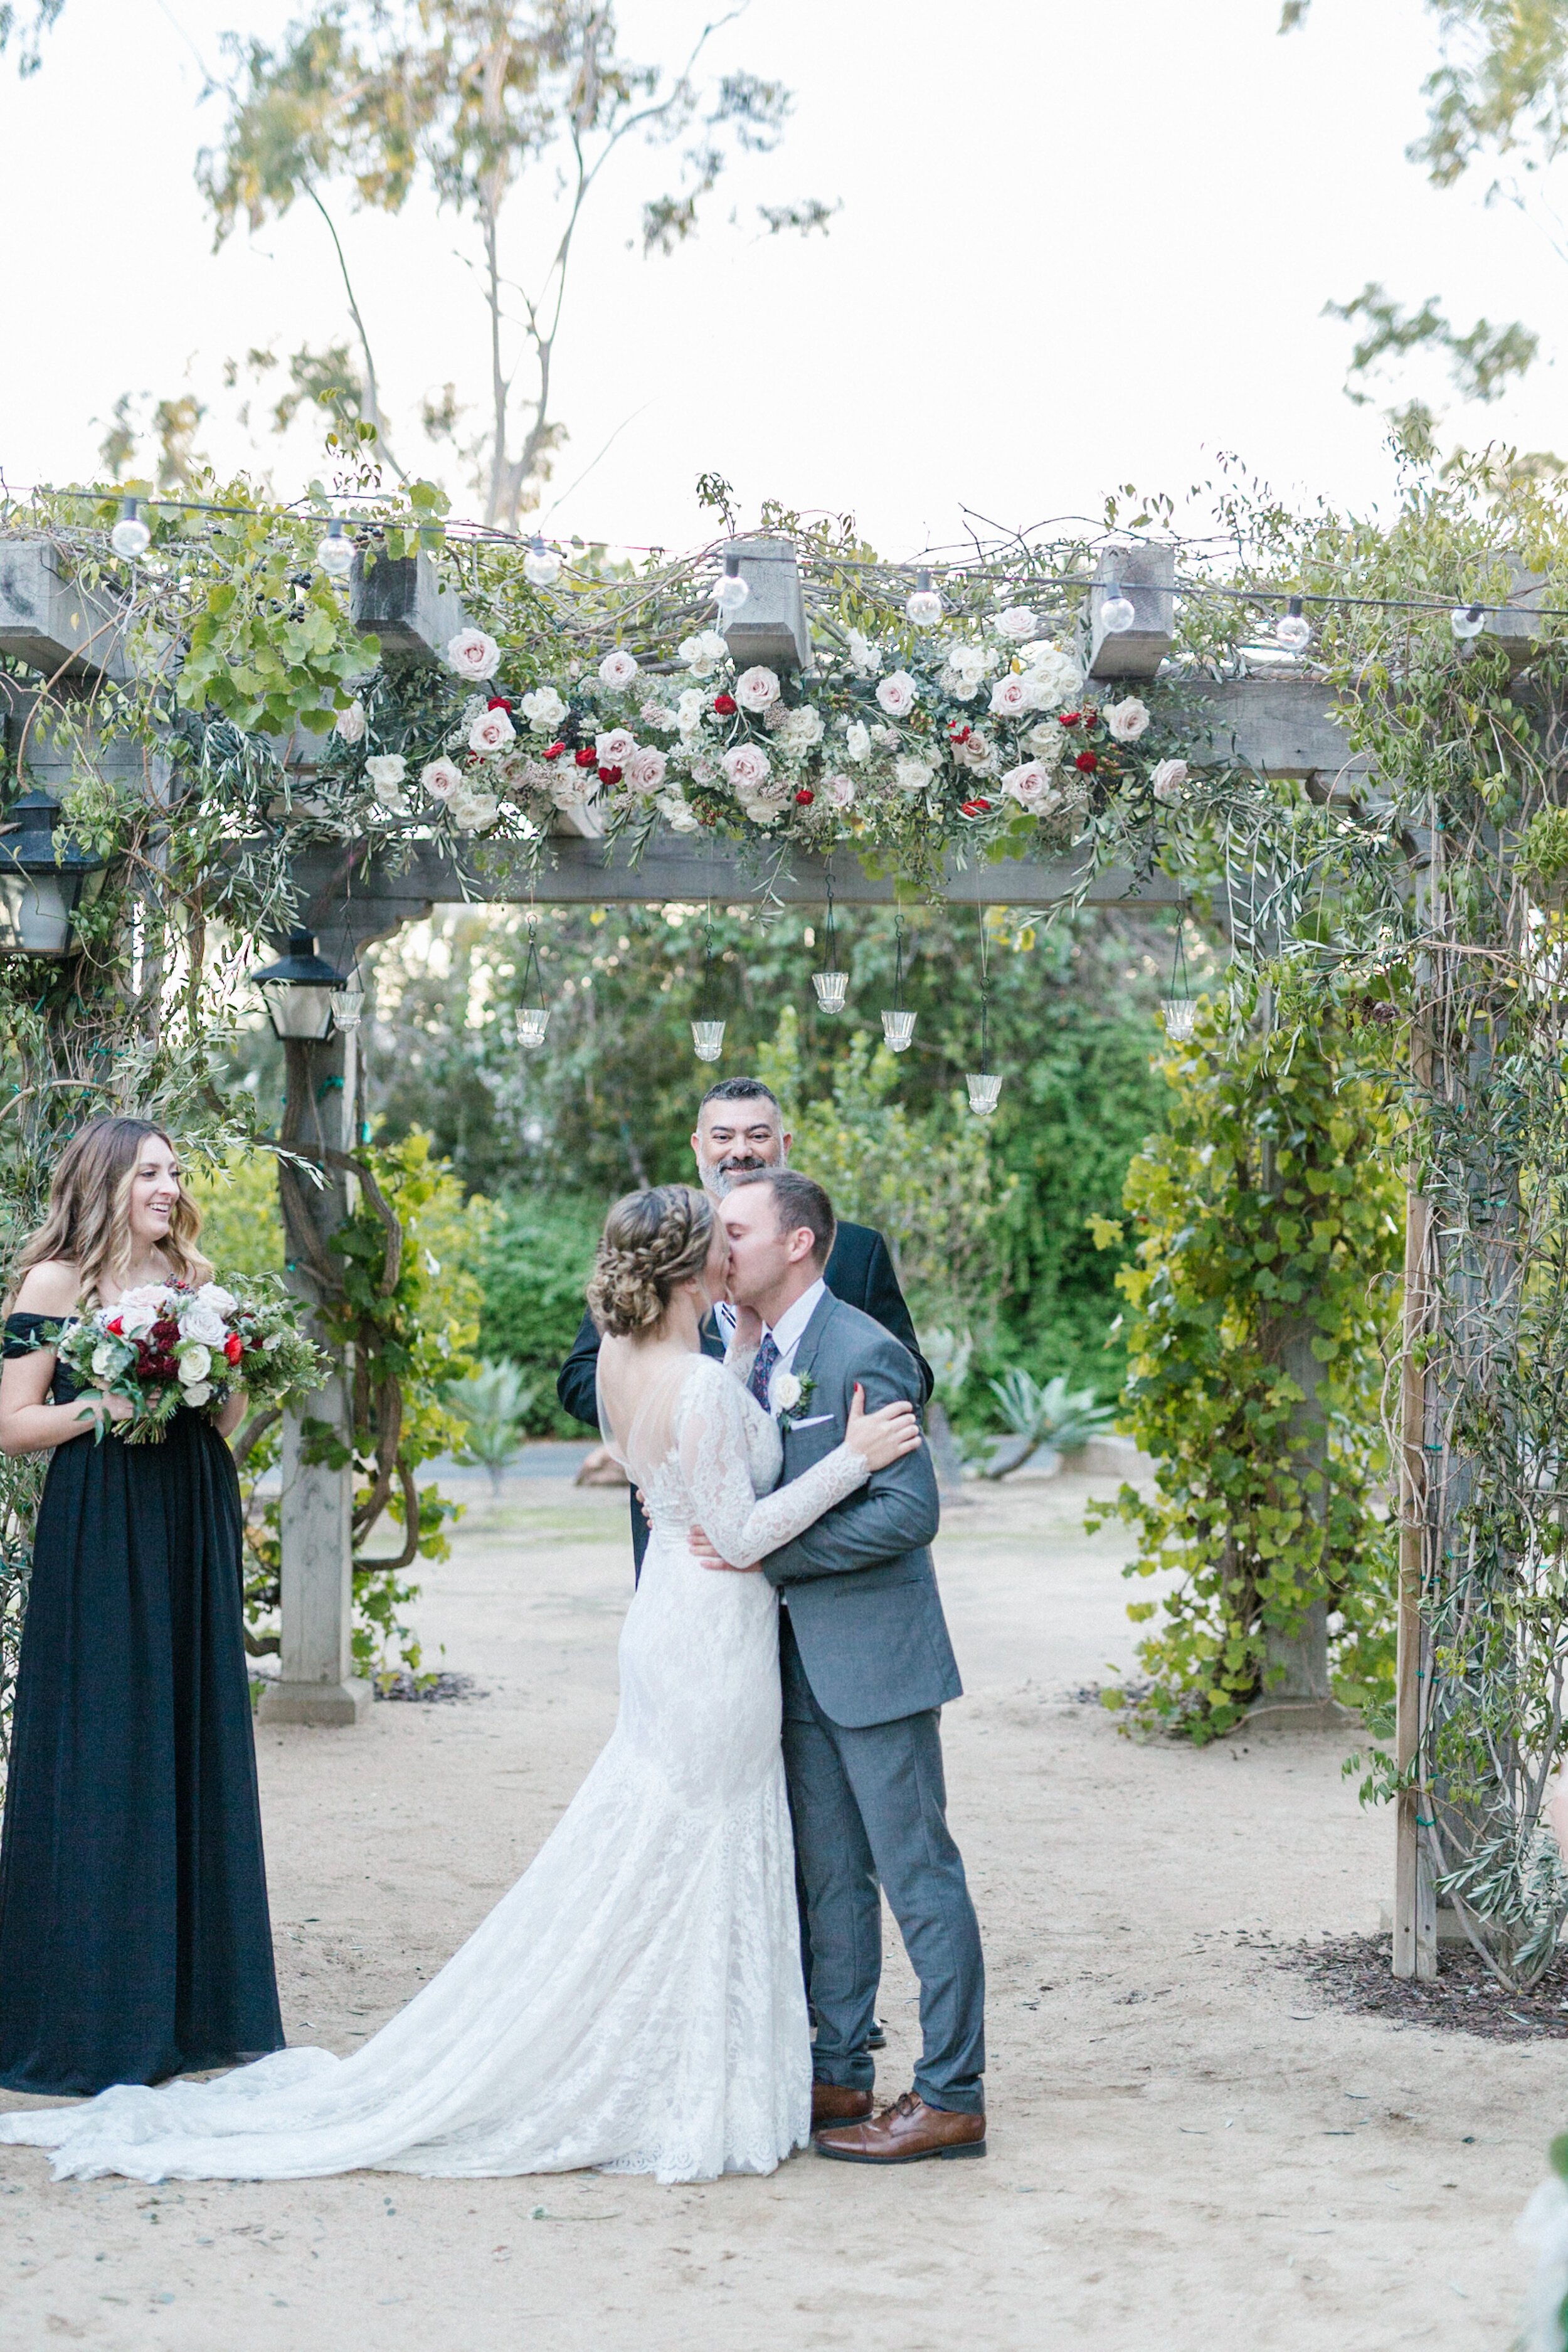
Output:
[1161, 997, 1197, 1042]
[692, 1019, 726, 1062]
[965, 1072, 1003, 1116]
[881, 1009, 916, 1052]
[965, 924, 1000, 1113]
[813, 972, 848, 1014]
[328, 983, 366, 1031]
[516, 918, 549, 1049]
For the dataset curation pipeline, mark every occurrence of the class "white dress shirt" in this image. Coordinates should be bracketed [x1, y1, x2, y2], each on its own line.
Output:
[717, 1278, 827, 1411]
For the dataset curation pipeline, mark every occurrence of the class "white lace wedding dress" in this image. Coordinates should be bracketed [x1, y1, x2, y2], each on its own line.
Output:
[0, 1352, 870, 2185]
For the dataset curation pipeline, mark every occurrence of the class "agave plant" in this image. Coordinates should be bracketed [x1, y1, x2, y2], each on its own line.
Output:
[447, 1359, 538, 1495]
[982, 1369, 1116, 1480]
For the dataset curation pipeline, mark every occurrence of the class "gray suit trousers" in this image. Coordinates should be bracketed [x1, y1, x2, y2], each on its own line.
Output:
[780, 1613, 985, 2115]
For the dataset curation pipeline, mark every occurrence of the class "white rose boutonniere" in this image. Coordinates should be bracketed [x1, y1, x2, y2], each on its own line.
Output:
[773, 1369, 817, 1427]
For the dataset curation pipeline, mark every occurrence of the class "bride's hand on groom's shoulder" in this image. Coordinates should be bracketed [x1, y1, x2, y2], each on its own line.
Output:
[689, 1524, 757, 1572]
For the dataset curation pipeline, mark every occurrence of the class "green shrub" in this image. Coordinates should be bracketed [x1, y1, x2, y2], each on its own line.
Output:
[474, 1191, 606, 1431]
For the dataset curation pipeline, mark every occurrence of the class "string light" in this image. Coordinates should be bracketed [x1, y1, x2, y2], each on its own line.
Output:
[1451, 603, 1486, 641]
[1276, 596, 1311, 652]
[523, 536, 562, 589]
[316, 517, 355, 580]
[1099, 580, 1136, 635]
[905, 568, 944, 627]
[109, 497, 150, 561]
[714, 551, 750, 618]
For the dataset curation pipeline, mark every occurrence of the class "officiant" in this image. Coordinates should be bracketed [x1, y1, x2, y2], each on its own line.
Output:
[557, 1076, 931, 1578]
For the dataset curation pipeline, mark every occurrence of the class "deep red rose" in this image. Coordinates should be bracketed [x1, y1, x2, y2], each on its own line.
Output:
[106, 1316, 122, 1335]
[795, 787, 814, 805]
[948, 723, 972, 744]
[1059, 710, 1081, 727]
[960, 797, 993, 817]
[487, 696, 513, 712]
[573, 746, 597, 769]
[598, 764, 623, 786]
[712, 692, 738, 716]
[543, 740, 566, 761]
[1075, 750, 1099, 773]
[224, 1332, 244, 1365]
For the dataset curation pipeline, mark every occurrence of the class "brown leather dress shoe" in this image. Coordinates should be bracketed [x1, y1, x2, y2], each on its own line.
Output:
[811, 2082, 874, 2129]
[813, 2090, 986, 2164]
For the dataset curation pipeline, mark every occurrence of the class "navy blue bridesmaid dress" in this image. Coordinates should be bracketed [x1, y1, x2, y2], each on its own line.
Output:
[0, 1312, 283, 2094]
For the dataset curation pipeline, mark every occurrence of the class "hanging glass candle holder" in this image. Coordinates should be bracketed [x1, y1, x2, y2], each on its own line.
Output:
[1161, 997, 1197, 1042]
[813, 972, 848, 1014]
[965, 957, 1000, 1113]
[881, 913, 914, 1050]
[328, 983, 365, 1031]
[692, 1019, 726, 1062]
[965, 1072, 1003, 1116]
[516, 918, 549, 1049]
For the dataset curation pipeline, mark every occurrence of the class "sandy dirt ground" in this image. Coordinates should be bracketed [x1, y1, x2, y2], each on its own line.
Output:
[1, 1465, 1561, 2351]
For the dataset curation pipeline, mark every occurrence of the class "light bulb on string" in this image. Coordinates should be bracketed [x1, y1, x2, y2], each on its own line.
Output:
[524, 536, 561, 589]
[1099, 580, 1136, 635]
[1451, 603, 1486, 641]
[1276, 596, 1311, 652]
[316, 517, 355, 580]
[714, 552, 750, 618]
[905, 568, 944, 627]
[110, 497, 151, 562]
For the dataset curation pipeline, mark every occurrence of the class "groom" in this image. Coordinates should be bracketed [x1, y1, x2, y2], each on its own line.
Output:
[695, 1168, 987, 2163]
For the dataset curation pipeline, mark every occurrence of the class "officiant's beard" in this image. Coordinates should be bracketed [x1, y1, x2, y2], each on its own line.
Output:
[698, 1147, 787, 1200]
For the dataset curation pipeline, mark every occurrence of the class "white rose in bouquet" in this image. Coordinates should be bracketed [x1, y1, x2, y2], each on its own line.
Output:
[113, 1286, 169, 1337]
[679, 630, 729, 677]
[876, 671, 919, 719]
[598, 649, 640, 690]
[364, 755, 407, 810]
[452, 790, 500, 831]
[1104, 697, 1151, 742]
[421, 758, 464, 802]
[846, 630, 882, 677]
[184, 1382, 214, 1406]
[177, 1304, 227, 1347]
[639, 699, 679, 734]
[1151, 758, 1189, 805]
[722, 743, 773, 792]
[845, 721, 871, 763]
[951, 729, 995, 772]
[675, 688, 708, 736]
[735, 665, 781, 712]
[447, 628, 501, 682]
[1023, 721, 1067, 765]
[656, 791, 700, 832]
[178, 1344, 213, 1385]
[92, 1340, 117, 1378]
[1020, 644, 1081, 706]
[824, 771, 857, 809]
[551, 773, 599, 810]
[594, 728, 638, 770]
[989, 673, 1032, 720]
[943, 642, 994, 694]
[468, 706, 516, 755]
[992, 606, 1039, 641]
[625, 746, 668, 794]
[778, 706, 824, 753]
[196, 1283, 238, 1316]
[894, 757, 934, 794]
[1001, 759, 1059, 812]
[520, 686, 568, 731]
[334, 698, 368, 744]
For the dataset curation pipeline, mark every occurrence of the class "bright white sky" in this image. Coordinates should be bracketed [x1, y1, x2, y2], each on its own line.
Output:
[2, 0, 1564, 556]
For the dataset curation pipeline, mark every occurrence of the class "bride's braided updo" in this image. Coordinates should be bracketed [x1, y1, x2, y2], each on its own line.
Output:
[587, 1184, 716, 1337]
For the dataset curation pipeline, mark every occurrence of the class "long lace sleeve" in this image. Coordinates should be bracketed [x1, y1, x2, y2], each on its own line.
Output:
[677, 1360, 869, 1567]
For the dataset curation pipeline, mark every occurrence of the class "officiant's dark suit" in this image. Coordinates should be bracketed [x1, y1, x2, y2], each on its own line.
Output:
[558, 1218, 932, 1576]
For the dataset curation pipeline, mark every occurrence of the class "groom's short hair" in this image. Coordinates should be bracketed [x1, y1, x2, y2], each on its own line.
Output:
[732, 1168, 835, 1267]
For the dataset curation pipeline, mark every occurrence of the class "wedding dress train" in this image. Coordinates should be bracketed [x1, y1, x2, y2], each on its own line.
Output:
[0, 1355, 869, 2184]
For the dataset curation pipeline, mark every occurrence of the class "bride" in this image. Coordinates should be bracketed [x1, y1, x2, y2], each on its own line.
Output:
[0, 1183, 920, 2185]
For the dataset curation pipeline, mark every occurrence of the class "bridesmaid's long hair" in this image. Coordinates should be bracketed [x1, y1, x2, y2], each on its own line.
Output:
[8, 1116, 212, 1308]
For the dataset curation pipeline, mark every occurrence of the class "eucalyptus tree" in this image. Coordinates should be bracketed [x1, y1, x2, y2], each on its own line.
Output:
[200, 3, 828, 524]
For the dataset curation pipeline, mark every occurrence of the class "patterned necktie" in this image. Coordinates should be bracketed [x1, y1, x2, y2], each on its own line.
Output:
[748, 1332, 780, 1411]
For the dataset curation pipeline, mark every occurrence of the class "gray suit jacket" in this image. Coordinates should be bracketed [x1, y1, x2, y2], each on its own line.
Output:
[760, 1292, 961, 1730]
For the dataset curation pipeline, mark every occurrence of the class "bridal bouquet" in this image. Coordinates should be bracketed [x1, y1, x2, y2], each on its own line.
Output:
[55, 1278, 325, 1444]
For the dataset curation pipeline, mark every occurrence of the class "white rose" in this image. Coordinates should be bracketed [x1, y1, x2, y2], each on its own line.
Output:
[951, 729, 994, 772]
[846, 630, 881, 677]
[625, 745, 668, 794]
[639, 699, 679, 734]
[945, 642, 994, 689]
[824, 771, 857, 809]
[177, 1305, 226, 1347]
[519, 686, 568, 731]
[1104, 697, 1151, 742]
[844, 721, 871, 763]
[894, 757, 934, 794]
[551, 774, 599, 811]
[778, 706, 824, 753]
[183, 1381, 213, 1407]
[1151, 758, 1189, 805]
[722, 743, 773, 792]
[871, 723, 899, 748]
[447, 628, 501, 682]
[679, 630, 729, 677]
[992, 606, 1039, 642]
[196, 1283, 237, 1315]
[738, 797, 784, 829]
[421, 757, 464, 803]
[989, 673, 1032, 720]
[364, 754, 406, 790]
[735, 665, 781, 713]
[598, 649, 640, 690]
[1022, 721, 1067, 765]
[333, 697, 367, 744]
[452, 790, 501, 830]
[675, 688, 708, 736]
[1001, 759, 1058, 811]
[373, 781, 409, 815]
[688, 755, 719, 787]
[773, 1371, 802, 1411]
[467, 706, 516, 756]
[92, 1340, 115, 1377]
[875, 670, 919, 719]
[594, 728, 638, 770]
[1020, 644, 1081, 707]
[656, 791, 701, 832]
[178, 1343, 213, 1385]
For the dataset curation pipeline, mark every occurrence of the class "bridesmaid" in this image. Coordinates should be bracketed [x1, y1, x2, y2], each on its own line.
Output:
[0, 1116, 283, 2094]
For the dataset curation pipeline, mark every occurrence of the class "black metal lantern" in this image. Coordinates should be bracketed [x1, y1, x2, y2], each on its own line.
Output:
[250, 928, 351, 1041]
[0, 789, 107, 958]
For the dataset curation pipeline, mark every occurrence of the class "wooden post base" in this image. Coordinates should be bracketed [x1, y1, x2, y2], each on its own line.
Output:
[257, 1677, 373, 1727]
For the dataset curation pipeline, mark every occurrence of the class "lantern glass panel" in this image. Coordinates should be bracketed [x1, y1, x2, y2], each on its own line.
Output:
[263, 982, 337, 1041]
[0, 870, 76, 956]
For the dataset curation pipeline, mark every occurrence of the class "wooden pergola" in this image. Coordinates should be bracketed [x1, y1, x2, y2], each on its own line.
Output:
[4, 527, 1525, 1984]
